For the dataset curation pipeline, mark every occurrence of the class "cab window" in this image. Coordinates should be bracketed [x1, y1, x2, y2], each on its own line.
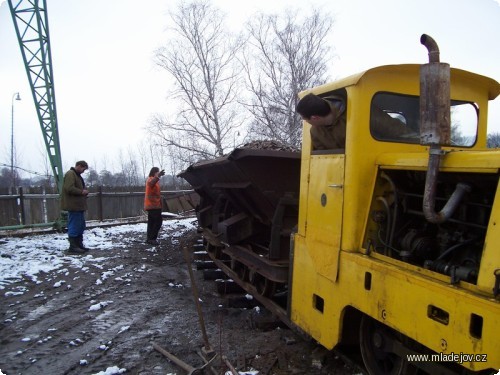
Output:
[370, 93, 478, 146]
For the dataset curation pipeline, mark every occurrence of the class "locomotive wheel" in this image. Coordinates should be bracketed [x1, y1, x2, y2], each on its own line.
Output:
[360, 315, 417, 375]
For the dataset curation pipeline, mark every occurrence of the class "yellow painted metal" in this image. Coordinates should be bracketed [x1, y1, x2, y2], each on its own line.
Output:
[291, 247, 500, 371]
[300, 64, 500, 101]
[304, 154, 344, 282]
[297, 126, 312, 237]
[376, 150, 500, 171]
[292, 63, 500, 371]
[477, 180, 500, 293]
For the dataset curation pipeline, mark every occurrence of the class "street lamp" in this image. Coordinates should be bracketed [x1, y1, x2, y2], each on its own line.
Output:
[11, 92, 21, 190]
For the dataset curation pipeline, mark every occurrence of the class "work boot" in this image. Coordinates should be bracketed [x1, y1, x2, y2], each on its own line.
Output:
[67, 237, 85, 254]
[77, 235, 90, 251]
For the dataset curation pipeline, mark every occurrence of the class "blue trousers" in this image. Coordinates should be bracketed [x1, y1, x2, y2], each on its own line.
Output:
[67, 211, 86, 237]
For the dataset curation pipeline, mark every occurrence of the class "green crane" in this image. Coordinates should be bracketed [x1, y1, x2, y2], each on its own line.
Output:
[8, 0, 65, 230]
[8, 0, 64, 194]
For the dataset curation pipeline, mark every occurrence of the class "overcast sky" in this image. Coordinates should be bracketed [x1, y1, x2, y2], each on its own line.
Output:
[1, 0, 500, 178]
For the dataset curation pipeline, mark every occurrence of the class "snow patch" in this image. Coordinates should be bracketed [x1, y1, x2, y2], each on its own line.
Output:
[91, 366, 126, 375]
[0, 218, 196, 288]
[89, 301, 114, 311]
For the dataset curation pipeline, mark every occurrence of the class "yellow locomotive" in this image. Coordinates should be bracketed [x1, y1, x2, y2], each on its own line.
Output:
[180, 35, 500, 374]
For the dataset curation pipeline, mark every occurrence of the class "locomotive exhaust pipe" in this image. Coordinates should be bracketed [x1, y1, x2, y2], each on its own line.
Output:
[420, 34, 450, 145]
[420, 34, 471, 224]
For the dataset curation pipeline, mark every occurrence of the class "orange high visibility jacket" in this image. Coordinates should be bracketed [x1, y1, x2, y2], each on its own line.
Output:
[144, 176, 162, 210]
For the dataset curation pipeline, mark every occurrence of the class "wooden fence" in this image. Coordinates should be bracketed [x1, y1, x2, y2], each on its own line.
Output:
[0, 187, 199, 229]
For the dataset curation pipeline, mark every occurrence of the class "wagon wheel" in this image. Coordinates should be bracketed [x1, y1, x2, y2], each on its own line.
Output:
[253, 273, 276, 297]
[205, 242, 223, 259]
[360, 315, 418, 375]
[230, 259, 249, 281]
[212, 245, 224, 259]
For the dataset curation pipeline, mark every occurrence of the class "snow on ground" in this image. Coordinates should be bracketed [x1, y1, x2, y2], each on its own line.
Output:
[0, 218, 197, 292]
[1, 216, 201, 375]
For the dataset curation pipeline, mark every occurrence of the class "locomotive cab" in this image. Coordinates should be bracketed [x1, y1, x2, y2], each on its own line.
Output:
[291, 57, 500, 373]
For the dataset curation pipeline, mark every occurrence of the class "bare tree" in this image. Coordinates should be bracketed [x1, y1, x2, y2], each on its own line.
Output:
[487, 132, 500, 148]
[91, 158, 100, 184]
[99, 154, 109, 178]
[241, 8, 334, 147]
[116, 148, 141, 186]
[86, 168, 99, 188]
[38, 142, 54, 188]
[151, 0, 245, 164]
[136, 139, 161, 180]
[99, 170, 113, 187]
[136, 140, 150, 181]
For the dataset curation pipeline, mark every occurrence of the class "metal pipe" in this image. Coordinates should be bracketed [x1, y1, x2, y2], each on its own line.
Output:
[380, 172, 399, 250]
[420, 34, 440, 63]
[420, 35, 467, 224]
[10, 92, 21, 191]
[375, 196, 391, 256]
[152, 342, 196, 373]
[222, 355, 239, 375]
[422, 150, 471, 223]
[196, 350, 219, 375]
[0, 222, 57, 231]
[152, 342, 215, 375]
[182, 246, 213, 353]
[420, 34, 450, 146]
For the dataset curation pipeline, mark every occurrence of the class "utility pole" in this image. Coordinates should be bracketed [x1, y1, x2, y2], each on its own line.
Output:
[10, 92, 21, 191]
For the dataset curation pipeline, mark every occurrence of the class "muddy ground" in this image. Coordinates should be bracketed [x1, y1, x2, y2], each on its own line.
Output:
[0, 219, 360, 375]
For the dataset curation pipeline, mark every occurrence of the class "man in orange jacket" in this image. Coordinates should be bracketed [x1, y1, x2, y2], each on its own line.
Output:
[144, 167, 164, 245]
